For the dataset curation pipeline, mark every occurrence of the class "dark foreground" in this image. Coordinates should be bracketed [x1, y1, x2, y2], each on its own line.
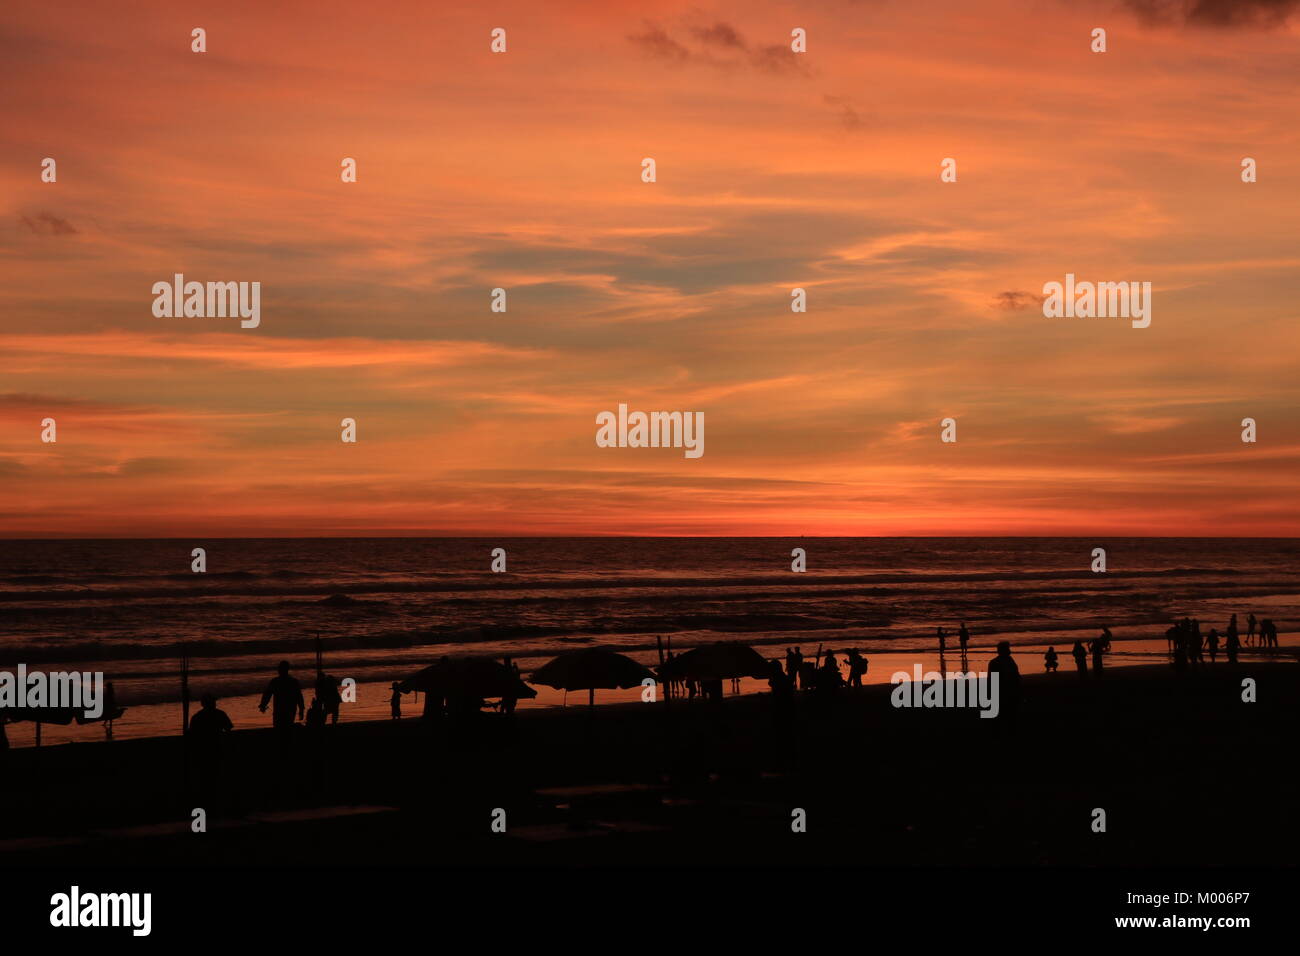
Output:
[2, 661, 1296, 868]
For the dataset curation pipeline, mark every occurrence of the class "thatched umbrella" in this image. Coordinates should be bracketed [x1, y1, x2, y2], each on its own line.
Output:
[530, 647, 655, 709]
[657, 642, 772, 682]
[397, 657, 536, 715]
[3, 706, 79, 748]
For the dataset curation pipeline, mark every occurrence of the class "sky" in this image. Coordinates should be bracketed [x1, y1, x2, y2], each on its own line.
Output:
[2, 0, 1299, 537]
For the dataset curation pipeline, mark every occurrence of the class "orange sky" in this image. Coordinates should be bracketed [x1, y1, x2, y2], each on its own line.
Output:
[3, 0, 1299, 537]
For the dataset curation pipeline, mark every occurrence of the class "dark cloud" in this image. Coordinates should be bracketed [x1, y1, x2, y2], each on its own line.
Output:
[19, 212, 77, 236]
[992, 290, 1047, 312]
[628, 20, 810, 76]
[1122, 0, 1300, 28]
[692, 22, 747, 49]
[751, 44, 810, 75]
[627, 24, 690, 61]
[627, 23, 691, 62]
[823, 95, 865, 131]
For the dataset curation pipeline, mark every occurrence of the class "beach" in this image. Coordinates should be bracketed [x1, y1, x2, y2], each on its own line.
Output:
[4, 660, 1295, 868]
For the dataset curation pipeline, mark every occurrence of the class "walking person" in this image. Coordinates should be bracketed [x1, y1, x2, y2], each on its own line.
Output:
[259, 660, 305, 749]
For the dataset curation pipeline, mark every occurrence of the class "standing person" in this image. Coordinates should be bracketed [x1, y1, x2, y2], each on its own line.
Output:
[1191, 620, 1203, 663]
[847, 649, 867, 688]
[1071, 640, 1088, 676]
[987, 641, 1021, 722]
[1044, 646, 1058, 673]
[820, 649, 842, 689]
[1225, 626, 1241, 664]
[937, 627, 947, 657]
[501, 657, 520, 715]
[259, 660, 305, 744]
[790, 647, 804, 689]
[1090, 634, 1105, 674]
[188, 694, 234, 802]
[389, 682, 402, 719]
[1247, 613, 1257, 646]
[958, 622, 970, 656]
[1226, 615, 1239, 655]
[1206, 628, 1219, 663]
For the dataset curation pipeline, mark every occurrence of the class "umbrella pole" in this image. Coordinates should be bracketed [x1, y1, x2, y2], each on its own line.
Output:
[588, 687, 594, 710]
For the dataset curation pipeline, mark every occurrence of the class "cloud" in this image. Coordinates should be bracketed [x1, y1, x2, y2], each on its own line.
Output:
[992, 290, 1047, 312]
[823, 95, 865, 130]
[1122, 0, 1300, 28]
[628, 20, 809, 75]
[627, 23, 691, 62]
[692, 22, 747, 50]
[19, 212, 77, 236]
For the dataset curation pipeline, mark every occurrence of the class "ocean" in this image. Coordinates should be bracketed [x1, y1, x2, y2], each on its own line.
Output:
[1, 537, 1296, 743]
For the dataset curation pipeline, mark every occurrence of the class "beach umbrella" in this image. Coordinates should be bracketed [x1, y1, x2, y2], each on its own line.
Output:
[397, 657, 536, 700]
[3, 707, 80, 725]
[530, 647, 655, 709]
[657, 642, 772, 682]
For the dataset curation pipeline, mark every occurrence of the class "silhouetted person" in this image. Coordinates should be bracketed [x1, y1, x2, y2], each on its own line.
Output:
[1044, 646, 1058, 673]
[390, 682, 403, 719]
[188, 694, 233, 799]
[1226, 615, 1238, 656]
[1225, 628, 1240, 664]
[1206, 628, 1219, 662]
[501, 657, 521, 715]
[1266, 619, 1279, 648]
[847, 648, 867, 688]
[1247, 613, 1257, 646]
[767, 660, 793, 702]
[937, 627, 947, 656]
[987, 640, 1020, 721]
[1072, 640, 1088, 675]
[305, 696, 326, 729]
[259, 660, 305, 745]
[958, 622, 970, 655]
[1191, 619, 1203, 663]
[314, 671, 342, 725]
[789, 647, 804, 688]
[820, 650, 842, 690]
[1090, 635, 1105, 674]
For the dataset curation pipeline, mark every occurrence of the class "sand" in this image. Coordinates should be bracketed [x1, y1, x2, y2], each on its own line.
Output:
[2, 659, 1296, 867]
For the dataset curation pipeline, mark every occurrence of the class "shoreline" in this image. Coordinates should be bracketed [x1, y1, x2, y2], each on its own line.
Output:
[5, 633, 1293, 749]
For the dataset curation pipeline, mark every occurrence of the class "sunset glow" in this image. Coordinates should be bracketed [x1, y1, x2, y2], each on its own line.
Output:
[3, 0, 1299, 536]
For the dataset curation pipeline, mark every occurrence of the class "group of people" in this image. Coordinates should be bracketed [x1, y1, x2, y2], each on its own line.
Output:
[770, 646, 869, 695]
[1166, 613, 1277, 668]
[1044, 628, 1111, 676]
[936, 622, 972, 657]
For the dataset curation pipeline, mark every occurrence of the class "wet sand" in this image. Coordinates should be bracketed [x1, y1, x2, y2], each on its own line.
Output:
[2, 659, 1296, 867]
